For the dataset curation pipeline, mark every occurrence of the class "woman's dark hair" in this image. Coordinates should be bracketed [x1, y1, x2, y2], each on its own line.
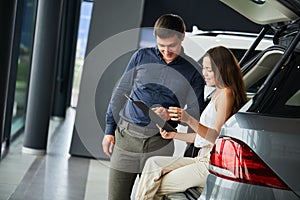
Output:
[200, 46, 247, 114]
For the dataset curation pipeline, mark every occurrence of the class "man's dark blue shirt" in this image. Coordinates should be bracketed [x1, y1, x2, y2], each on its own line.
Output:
[105, 46, 205, 137]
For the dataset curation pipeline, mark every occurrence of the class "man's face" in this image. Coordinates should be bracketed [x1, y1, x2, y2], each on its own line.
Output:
[156, 34, 183, 64]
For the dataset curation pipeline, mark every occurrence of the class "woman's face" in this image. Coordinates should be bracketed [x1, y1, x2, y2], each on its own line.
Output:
[202, 56, 216, 86]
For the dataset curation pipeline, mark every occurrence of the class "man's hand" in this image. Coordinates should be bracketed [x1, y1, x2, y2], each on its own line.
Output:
[152, 107, 171, 121]
[102, 135, 115, 157]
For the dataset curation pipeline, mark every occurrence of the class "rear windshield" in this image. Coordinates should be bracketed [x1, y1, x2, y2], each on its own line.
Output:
[248, 52, 300, 117]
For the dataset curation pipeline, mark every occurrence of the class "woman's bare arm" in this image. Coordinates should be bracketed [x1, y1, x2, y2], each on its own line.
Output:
[168, 88, 235, 143]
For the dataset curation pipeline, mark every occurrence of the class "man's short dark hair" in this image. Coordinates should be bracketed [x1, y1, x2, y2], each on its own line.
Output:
[154, 14, 186, 39]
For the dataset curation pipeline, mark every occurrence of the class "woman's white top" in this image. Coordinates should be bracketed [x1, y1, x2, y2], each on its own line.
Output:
[194, 95, 218, 148]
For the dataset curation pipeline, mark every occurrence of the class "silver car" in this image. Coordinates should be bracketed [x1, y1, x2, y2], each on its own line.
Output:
[200, 0, 300, 199]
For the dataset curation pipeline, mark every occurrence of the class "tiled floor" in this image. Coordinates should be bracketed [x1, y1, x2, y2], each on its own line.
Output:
[0, 107, 187, 200]
[0, 108, 111, 200]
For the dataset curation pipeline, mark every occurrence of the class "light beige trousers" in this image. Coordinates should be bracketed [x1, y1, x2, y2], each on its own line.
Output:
[135, 146, 211, 200]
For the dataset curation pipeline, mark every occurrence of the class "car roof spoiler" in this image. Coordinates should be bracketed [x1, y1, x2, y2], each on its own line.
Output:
[219, 0, 299, 24]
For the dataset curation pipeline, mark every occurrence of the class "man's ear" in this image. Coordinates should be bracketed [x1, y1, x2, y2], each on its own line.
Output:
[181, 33, 185, 41]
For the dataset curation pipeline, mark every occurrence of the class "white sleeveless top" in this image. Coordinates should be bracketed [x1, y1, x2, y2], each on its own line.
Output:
[194, 95, 218, 148]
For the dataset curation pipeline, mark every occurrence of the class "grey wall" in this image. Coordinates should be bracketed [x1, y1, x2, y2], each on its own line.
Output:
[70, 0, 144, 159]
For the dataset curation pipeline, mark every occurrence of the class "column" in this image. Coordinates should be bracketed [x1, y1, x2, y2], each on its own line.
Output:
[22, 0, 63, 155]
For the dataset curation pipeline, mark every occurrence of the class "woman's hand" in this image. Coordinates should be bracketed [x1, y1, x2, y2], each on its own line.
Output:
[168, 107, 189, 123]
[156, 124, 176, 139]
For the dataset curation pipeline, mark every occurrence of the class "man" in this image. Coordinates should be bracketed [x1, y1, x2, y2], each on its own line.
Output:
[102, 14, 205, 200]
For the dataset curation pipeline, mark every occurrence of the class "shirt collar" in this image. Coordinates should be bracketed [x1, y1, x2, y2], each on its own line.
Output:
[155, 46, 186, 64]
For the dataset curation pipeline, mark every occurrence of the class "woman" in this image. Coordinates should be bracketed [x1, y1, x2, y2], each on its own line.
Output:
[135, 46, 247, 200]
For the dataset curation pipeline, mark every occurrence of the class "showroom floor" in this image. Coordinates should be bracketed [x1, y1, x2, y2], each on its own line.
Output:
[0, 107, 186, 200]
[0, 108, 113, 200]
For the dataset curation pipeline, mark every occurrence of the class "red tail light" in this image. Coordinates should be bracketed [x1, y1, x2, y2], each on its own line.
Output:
[209, 137, 289, 190]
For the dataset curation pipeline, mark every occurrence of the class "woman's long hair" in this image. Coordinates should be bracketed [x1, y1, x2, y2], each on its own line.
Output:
[201, 46, 247, 114]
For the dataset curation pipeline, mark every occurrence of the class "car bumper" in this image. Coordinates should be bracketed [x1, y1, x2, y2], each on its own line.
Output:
[199, 174, 299, 200]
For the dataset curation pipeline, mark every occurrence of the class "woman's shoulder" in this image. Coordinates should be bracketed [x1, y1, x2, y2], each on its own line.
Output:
[214, 88, 233, 98]
[215, 88, 234, 105]
[223, 87, 234, 97]
[214, 88, 235, 115]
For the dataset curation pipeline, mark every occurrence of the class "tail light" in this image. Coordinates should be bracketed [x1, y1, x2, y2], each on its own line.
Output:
[209, 137, 289, 190]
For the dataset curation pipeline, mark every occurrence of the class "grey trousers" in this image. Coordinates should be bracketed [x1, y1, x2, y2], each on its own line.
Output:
[108, 125, 174, 200]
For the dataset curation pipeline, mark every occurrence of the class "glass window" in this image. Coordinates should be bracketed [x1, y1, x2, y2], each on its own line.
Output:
[286, 90, 300, 106]
[71, 1, 94, 107]
[249, 54, 300, 117]
[11, 0, 37, 137]
[139, 27, 156, 48]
